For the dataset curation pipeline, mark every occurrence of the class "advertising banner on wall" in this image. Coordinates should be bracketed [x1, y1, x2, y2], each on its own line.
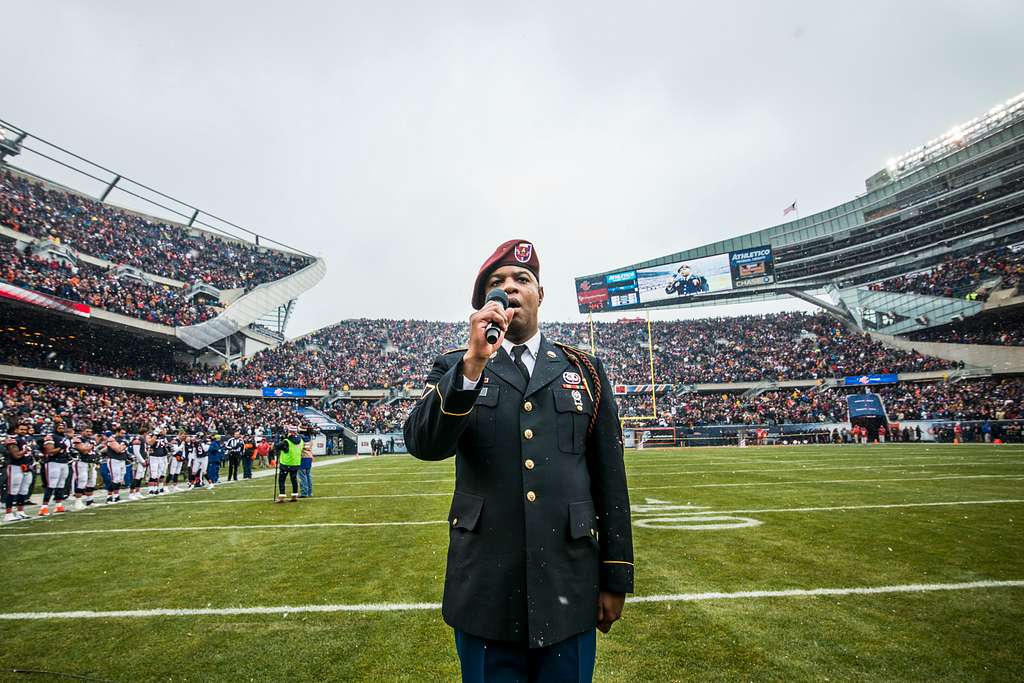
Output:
[261, 387, 308, 398]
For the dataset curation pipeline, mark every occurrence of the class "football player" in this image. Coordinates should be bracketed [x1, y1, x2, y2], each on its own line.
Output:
[39, 431, 71, 516]
[146, 429, 169, 495]
[4, 421, 35, 522]
[168, 434, 186, 491]
[70, 427, 99, 510]
[104, 427, 129, 504]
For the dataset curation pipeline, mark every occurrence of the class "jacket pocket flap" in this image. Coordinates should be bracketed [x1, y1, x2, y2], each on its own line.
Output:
[568, 500, 597, 540]
[449, 491, 484, 531]
[474, 385, 500, 407]
[553, 389, 592, 415]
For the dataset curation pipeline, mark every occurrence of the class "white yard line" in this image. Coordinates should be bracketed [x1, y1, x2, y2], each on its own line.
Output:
[0, 519, 448, 538]
[635, 499, 1024, 517]
[1, 579, 1020, 620]
[4, 498, 1023, 538]
[634, 473, 1024, 490]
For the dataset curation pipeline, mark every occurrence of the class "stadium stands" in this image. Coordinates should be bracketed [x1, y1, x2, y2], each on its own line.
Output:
[0, 380, 314, 436]
[1, 170, 312, 290]
[0, 236, 218, 326]
[905, 307, 1024, 346]
[869, 246, 1024, 301]
[178, 313, 954, 390]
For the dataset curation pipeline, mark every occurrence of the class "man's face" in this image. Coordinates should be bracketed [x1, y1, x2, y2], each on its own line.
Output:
[484, 265, 544, 342]
[679, 265, 691, 278]
[15, 424, 28, 436]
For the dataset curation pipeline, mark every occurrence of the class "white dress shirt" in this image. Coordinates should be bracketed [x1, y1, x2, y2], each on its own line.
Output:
[462, 330, 541, 389]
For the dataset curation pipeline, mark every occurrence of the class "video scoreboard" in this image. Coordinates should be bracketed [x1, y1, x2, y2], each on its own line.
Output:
[575, 245, 775, 313]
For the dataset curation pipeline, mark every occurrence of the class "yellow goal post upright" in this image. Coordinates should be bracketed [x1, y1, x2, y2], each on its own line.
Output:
[585, 311, 658, 432]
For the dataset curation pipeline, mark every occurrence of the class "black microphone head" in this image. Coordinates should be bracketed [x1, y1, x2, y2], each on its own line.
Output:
[485, 288, 509, 309]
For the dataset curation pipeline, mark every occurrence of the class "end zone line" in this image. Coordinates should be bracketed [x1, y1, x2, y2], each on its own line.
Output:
[2, 580, 1020, 620]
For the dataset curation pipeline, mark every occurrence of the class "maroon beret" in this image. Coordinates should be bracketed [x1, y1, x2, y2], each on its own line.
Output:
[472, 239, 540, 309]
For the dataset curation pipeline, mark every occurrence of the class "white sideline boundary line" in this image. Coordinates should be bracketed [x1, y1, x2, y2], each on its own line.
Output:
[0, 519, 447, 538]
[307, 461, 1024, 484]
[1, 580, 1021, 620]
[4, 498, 1023, 538]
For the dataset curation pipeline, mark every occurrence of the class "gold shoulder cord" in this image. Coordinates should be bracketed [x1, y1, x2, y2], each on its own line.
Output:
[559, 345, 602, 442]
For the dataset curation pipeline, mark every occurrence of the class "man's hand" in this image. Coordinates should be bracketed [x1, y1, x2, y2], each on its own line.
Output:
[596, 590, 625, 633]
[462, 300, 516, 382]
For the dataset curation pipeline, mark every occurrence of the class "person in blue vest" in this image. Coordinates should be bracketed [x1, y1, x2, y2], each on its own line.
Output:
[206, 435, 224, 489]
[405, 240, 633, 683]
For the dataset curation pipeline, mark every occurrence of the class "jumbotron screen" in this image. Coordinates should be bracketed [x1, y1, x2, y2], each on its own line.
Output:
[575, 245, 775, 313]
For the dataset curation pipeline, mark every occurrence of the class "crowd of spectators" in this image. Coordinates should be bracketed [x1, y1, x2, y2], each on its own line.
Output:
[327, 399, 416, 434]
[615, 376, 1023, 428]
[869, 247, 1024, 300]
[904, 308, 1024, 347]
[0, 380, 314, 437]
[1, 237, 217, 326]
[1, 170, 312, 289]
[200, 312, 953, 390]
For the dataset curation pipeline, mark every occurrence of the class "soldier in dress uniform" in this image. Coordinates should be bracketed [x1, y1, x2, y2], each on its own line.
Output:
[404, 239, 633, 682]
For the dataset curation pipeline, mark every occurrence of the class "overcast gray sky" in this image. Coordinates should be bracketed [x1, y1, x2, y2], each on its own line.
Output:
[4, 1, 1023, 336]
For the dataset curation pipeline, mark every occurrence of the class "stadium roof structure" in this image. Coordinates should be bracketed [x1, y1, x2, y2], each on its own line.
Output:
[575, 91, 1024, 337]
[0, 118, 326, 361]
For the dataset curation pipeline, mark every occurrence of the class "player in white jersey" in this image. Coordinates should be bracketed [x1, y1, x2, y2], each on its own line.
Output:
[128, 434, 147, 500]
[104, 427, 129, 504]
[167, 435, 186, 491]
[191, 435, 209, 488]
[70, 427, 99, 510]
[4, 422, 35, 522]
[146, 430, 169, 495]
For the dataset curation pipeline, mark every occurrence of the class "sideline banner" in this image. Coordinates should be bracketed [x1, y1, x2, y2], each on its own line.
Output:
[843, 374, 898, 386]
[0, 282, 91, 317]
[261, 387, 307, 398]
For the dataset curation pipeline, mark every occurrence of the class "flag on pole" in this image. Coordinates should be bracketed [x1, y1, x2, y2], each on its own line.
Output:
[783, 201, 798, 216]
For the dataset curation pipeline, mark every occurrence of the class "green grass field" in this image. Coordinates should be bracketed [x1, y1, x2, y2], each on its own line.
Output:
[2, 443, 1023, 682]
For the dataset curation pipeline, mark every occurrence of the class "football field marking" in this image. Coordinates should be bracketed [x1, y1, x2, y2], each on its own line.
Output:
[634, 473, 1024, 490]
[1, 579, 1020, 620]
[3, 498, 1023, 538]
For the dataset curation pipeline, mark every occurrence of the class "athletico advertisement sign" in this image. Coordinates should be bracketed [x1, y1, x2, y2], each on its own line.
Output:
[575, 245, 776, 313]
[261, 387, 308, 398]
[0, 282, 91, 317]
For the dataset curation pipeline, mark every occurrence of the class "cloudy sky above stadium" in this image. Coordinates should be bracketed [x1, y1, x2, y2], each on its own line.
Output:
[4, 1, 1023, 336]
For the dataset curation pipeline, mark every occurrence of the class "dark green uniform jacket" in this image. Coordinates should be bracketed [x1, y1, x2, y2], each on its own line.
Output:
[403, 335, 633, 648]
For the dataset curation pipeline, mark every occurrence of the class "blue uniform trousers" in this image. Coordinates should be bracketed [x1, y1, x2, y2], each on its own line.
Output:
[298, 458, 313, 497]
[242, 455, 253, 479]
[454, 629, 595, 683]
[208, 461, 221, 483]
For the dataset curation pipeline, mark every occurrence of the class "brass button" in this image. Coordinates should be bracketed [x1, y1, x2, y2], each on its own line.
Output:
[576, 405, 582, 412]
[526, 491, 536, 502]
[523, 401, 533, 412]
[524, 429, 534, 440]
[451, 518, 458, 527]
[524, 459, 535, 470]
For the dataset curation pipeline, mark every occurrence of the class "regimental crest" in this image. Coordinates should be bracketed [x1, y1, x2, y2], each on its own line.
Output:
[514, 242, 533, 263]
[563, 371, 582, 384]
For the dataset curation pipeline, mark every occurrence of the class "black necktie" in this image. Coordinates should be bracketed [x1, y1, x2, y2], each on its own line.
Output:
[511, 345, 531, 385]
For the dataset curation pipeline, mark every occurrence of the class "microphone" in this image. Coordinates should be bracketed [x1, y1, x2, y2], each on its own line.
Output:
[484, 288, 509, 345]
